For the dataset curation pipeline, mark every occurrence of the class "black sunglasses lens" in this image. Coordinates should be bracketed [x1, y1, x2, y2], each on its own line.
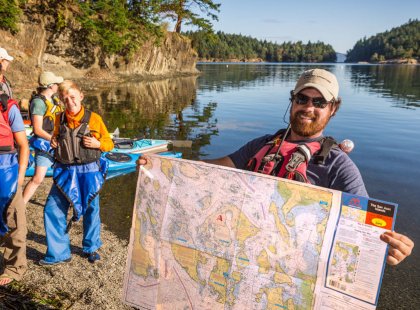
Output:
[312, 98, 327, 108]
[295, 94, 308, 105]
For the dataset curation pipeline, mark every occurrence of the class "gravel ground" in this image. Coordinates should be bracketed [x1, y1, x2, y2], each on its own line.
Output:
[0, 178, 134, 310]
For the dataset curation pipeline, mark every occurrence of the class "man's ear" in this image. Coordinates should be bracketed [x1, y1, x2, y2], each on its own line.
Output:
[330, 105, 337, 117]
[330, 98, 341, 117]
[80, 92, 84, 101]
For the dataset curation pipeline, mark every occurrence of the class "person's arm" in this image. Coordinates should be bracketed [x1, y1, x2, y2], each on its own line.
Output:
[14, 130, 29, 186]
[8, 105, 29, 185]
[326, 151, 368, 196]
[203, 156, 236, 168]
[32, 114, 52, 140]
[30, 98, 51, 140]
[83, 112, 114, 152]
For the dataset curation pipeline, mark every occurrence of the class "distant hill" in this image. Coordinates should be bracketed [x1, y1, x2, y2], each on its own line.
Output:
[346, 19, 419, 63]
[185, 31, 337, 63]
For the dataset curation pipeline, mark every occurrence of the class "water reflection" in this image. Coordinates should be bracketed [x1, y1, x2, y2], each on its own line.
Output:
[83, 76, 219, 159]
[347, 65, 420, 108]
[197, 63, 338, 91]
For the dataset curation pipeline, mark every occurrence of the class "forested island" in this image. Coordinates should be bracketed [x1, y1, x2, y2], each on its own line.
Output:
[346, 19, 419, 63]
[185, 31, 337, 62]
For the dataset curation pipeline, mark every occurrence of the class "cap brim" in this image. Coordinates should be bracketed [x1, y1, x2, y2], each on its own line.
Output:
[294, 83, 334, 101]
[3, 55, 13, 61]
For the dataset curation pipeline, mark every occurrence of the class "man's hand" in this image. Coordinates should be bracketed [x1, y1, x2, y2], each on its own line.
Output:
[380, 231, 414, 265]
[136, 155, 149, 172]
[83, 136, 101, 149]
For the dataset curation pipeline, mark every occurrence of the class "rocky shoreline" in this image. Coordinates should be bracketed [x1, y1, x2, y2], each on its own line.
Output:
[0, 178, 134, 309]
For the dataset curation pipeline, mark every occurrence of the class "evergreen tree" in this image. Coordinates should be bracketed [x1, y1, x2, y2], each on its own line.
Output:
[159, 0, 220, 33]
[185, 31, 337, 63]
[346, 19, 420, 62]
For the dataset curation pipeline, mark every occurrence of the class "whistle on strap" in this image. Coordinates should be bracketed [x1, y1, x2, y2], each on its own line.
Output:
[285, 144, 311, 172]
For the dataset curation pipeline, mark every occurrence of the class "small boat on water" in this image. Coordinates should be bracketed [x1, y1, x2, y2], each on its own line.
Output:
[25, 150, 182, 179]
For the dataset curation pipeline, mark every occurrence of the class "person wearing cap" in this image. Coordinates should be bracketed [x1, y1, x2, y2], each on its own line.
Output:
[0, 47, 14, 98]
[23, 72, 64, 204]
[198, 68, 413, 266]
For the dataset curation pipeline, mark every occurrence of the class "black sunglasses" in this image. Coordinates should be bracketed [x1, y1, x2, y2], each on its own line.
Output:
[294, 93, 330, 109]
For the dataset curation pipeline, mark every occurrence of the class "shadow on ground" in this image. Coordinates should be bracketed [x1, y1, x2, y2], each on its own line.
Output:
[0, 285, 56, 309]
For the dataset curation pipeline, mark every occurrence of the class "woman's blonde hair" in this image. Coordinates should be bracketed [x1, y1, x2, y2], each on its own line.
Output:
[58, 80, 82, 95]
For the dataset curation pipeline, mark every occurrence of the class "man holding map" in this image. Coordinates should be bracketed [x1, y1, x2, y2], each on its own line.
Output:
[137, 68, 413, 266]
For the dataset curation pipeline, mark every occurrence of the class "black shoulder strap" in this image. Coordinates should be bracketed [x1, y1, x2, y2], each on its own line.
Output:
[30, 93, 47, 103]
[313, 136, 337, 165]
[0, 93, 9, 112]
[29, 93, 47, 121]
[81, 109, 92, 124]
[3, 76, 12, 88]
[78, 109, 92, 136]
[59, 111, 66, 125]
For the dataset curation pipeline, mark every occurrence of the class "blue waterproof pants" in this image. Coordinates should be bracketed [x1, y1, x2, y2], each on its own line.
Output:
[43, 185, 102, 263]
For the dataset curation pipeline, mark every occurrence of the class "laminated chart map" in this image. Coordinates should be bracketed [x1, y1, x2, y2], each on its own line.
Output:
[123, 156, 396, 310]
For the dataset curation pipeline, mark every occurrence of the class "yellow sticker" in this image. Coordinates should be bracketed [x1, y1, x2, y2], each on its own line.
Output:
[372, 218, 387, 227]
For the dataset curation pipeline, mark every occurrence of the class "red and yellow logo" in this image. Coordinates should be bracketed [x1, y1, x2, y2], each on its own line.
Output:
[365, 213, 393, 230]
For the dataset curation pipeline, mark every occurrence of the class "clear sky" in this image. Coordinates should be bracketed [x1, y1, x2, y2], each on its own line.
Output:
[201, 0, 420, 53]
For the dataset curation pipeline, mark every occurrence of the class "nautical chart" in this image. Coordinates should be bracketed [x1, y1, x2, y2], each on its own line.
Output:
[123, 156, 396, 310]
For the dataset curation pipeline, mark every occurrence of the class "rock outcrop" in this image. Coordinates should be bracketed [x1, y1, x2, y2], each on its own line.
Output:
[0, 4, 198, 97]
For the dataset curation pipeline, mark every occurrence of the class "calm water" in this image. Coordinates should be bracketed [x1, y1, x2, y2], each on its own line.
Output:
[88, 64, 420, 309]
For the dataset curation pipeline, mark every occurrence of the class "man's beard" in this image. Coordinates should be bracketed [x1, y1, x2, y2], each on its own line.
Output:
[290, 111, 330, 137]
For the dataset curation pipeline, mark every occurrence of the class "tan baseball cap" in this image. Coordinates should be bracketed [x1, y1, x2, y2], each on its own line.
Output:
[0, 47, 14, 61]
[293, 69, 339, 102]
[39, 71, 64, 87]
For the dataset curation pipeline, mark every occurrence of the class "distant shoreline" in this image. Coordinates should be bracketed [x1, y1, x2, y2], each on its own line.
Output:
[197, 58, 419, 65]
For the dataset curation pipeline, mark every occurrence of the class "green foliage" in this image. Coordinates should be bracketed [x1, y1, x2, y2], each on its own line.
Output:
[0, 0, 25, 34]
[159, 0, 221, 33]
[346, 19, 420, 62]
[77, 0, 163, 56]
[55, 9, 67, 30]
[185, 31, 337, 63]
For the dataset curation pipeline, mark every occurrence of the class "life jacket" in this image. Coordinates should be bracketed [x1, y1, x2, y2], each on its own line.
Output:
[55, 109, 102, 164]
[28, 94, 63, 153]
[29, 93, 63, 134]
[0, 96, 19, 154]
[246, 129, 337, 183]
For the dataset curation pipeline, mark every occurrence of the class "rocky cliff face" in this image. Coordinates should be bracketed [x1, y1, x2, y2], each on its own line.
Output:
[1, 6, 198, 97]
